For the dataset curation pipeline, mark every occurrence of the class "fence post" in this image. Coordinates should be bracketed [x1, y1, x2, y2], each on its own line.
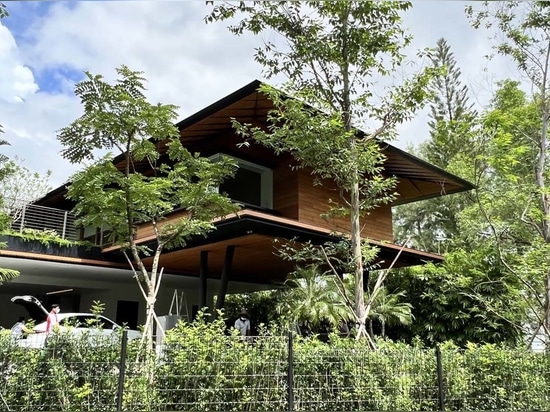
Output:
[436, 345, 445, 411]
[287, 330, 294, 411]
[117, 330, 128, 411]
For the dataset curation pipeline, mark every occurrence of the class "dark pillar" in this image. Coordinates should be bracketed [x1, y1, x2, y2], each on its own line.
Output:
[215, 245, 235, 313]
[199, 251, 208, 310]
[363, 270, 370, 292]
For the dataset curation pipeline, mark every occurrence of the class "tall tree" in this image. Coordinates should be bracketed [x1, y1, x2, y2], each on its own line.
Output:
[395, 38, 477, 253]
[391, 39, 531, 347]
[467, 0, 550, 348]
[58, 66, 238, 350]
[207, 1, 435, 343]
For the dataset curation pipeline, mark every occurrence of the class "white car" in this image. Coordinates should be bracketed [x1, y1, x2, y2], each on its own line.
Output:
[11, 295, 141, 348]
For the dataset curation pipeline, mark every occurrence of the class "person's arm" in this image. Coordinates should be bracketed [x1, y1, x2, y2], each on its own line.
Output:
[246, 320, 251, 336]
[46, 314, 52, 332]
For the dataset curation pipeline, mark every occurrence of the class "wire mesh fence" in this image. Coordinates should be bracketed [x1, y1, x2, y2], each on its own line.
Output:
[0, 329, 549, 411]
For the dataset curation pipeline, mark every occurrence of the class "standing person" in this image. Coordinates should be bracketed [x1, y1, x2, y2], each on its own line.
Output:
[46, 304, 60, 333]
[234, 308, 251, 337]
[10, 317, 33, 336]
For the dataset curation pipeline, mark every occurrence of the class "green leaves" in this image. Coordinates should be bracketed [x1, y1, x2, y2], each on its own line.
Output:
[59, 65, 240, 349]
[208, 1, 435, 337]
[58, 66, 179, 164]
[0, 3, 7, 19]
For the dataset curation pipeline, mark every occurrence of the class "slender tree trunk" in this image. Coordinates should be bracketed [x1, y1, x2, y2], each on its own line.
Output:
[338, 4, 367, 339]
[537, 50, 550, 344]
[351, 178, 365, 335]
[539, 107, 550, 344]
[368, 319, 374, 339]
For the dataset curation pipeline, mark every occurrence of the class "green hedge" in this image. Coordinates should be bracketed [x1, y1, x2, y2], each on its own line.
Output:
[0, 320, 548, 411]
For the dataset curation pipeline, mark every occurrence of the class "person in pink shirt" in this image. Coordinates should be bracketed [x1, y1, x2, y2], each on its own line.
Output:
[46, 304, 60, 333]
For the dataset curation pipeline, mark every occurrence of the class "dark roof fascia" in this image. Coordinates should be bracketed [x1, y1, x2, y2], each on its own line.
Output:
[383, 143, 476, 191]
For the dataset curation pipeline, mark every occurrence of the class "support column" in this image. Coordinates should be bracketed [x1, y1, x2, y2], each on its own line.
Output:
[363, 270, 370, 292]
[215, 245, 235, 313]
[199, 251, 208, 311]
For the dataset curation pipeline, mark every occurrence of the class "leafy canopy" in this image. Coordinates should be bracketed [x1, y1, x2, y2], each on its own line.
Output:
[59, 65, 239, 251]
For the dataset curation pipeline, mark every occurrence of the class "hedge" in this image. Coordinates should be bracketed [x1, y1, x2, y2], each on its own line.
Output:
[0, 317, 548, 411]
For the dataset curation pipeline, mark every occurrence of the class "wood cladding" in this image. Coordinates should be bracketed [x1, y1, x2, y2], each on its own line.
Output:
[294, 168, 393, 242]
[272, 161, 299, 220]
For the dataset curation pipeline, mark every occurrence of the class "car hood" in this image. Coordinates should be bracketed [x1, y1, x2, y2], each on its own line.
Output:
[11, 295, 49, 323]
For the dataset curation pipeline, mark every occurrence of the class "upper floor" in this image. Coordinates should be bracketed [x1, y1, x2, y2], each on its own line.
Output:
[31, 80, 472, 250]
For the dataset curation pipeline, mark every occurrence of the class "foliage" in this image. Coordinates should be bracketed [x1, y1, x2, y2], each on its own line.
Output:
[2, 228, 88, 248]
[58, 65, 239, 348]
[158, 312, 288, 411]
[278, 267, 352, 332]
[223, 290, 283, 334]
[0, 324, 550, 411]
[386, 249, 525, 347]
[466, 0, 550, 348]
[393, 39, 532, 346]
[394, 37, 477, 253]
[0, 157, 52, 216]
[269, 239, 413, 339]
[207, 0, 436, 340]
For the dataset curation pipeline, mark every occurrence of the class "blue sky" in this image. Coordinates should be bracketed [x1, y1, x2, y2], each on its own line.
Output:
[0, 1, 513, 189]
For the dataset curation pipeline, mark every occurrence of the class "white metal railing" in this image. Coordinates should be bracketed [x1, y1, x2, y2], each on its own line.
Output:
[9, 203, 79, 241]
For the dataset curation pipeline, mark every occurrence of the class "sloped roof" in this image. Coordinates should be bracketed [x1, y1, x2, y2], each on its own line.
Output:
[174, 79, 474, 205]
[36, 79, 473, 208]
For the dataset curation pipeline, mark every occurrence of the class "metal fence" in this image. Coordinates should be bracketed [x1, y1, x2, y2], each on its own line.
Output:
[9, 203, 78, 241]
[1, 331, 549, 412]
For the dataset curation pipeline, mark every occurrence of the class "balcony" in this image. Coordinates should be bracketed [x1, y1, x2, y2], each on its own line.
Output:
[9, 203, 79, 241]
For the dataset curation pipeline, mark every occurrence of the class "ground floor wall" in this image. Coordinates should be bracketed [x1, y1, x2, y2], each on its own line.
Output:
[0, 256, 276, 330]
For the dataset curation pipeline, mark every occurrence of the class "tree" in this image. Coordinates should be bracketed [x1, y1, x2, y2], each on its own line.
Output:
[278, 267, 351, 333]
[467, 1, 550, 348]
[0, 157, 52, 217]
[208, 1, 435, 344]
[58, 66, 239, 350]
[394, 38, 477, 253]
[391, 39, 532, 347]
[366, 287, 413, 339]
[0, 130, 19, 284]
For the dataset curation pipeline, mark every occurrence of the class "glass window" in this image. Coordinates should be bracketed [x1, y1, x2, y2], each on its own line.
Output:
[210, 154, 273, 209]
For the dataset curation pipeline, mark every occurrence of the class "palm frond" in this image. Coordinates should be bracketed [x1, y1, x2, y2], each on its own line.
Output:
[0, 268, 20, 284]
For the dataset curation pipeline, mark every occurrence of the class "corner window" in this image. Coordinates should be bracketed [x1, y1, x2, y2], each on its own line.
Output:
[209, 154, 273, 209]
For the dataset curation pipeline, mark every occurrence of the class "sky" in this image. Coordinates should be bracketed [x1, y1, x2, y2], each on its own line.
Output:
[0, 1, 518, 189]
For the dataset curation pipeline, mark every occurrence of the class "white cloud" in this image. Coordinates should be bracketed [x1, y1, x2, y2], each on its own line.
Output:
[2, 1, 267, 187]
[0, 1, 522, 186]
[20, 1, 264, 113]
[0, 23, 38, 103]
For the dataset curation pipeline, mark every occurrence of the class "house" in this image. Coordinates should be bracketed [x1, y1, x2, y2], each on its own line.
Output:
[0, 80, 473, 329]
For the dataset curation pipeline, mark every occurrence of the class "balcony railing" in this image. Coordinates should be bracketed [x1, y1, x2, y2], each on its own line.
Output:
[9, 203, 79, 241]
